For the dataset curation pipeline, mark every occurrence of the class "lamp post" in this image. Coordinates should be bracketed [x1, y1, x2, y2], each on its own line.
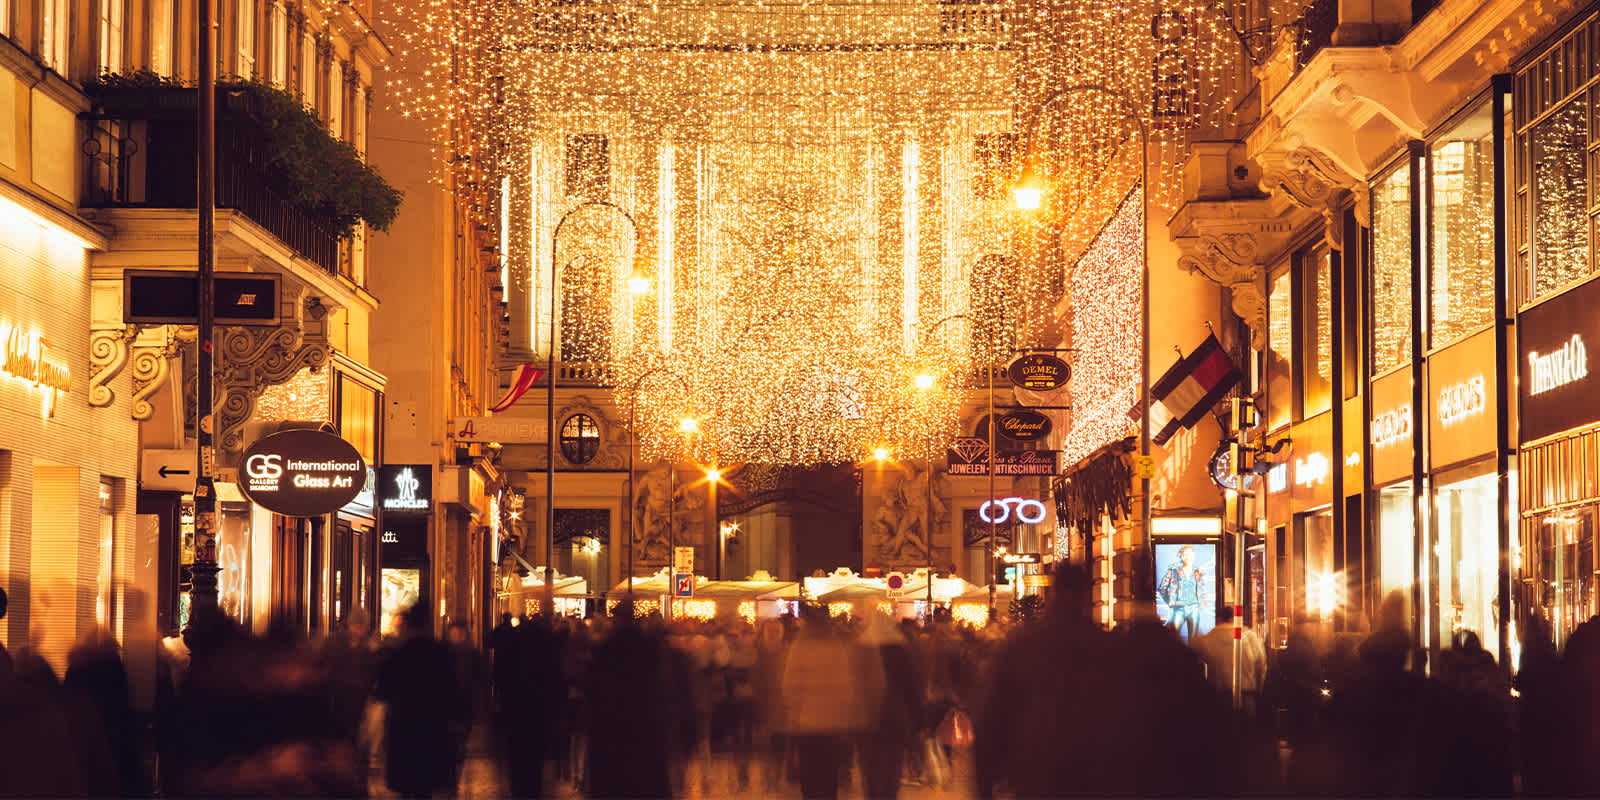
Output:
[1014, 84, 1154, 612]
[707, 466, 723, 579]
[549, 201, 639, 613]
[623, 367, 690, 602]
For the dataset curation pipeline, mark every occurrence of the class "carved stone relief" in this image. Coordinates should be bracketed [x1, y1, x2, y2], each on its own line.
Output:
[88, 325, 135, 408]
[216, 322, 331, 451]
[867, 463, 946, 568]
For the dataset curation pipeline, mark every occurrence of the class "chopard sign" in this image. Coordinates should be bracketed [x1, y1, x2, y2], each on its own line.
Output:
[997, 409, 1052, 441]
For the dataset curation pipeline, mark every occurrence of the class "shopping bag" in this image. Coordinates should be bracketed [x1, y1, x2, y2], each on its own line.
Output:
[936, 707, 974, 748]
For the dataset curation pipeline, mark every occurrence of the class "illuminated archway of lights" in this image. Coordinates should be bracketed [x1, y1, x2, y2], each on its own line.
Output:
[380, 0, 1309, 465]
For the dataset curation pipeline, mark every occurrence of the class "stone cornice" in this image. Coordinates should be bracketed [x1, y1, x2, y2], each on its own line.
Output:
[1170, 198, 1310, 350]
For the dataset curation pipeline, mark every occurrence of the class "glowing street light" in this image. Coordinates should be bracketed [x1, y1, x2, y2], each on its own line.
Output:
[627, 271, 651, 295]
[873, 447, 892, 462]
[1012, 167, 1045, 210]
[678, 417, 699, 434]
[913, 373, 936, 391]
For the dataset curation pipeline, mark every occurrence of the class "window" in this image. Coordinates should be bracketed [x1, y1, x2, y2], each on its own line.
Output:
[1299, 247, 1332, 418]
[565, 134, 610, 201]
[559, 414, 601, 464]
[268, 2, 287, 86]
[150, 0, 173, 74]
[300, 31, 317, 102]
[1265, 269, 1292, 429]
[1377, 482, 1415, 618]
[1530, 98, 1590, 300]
[99, 0, 125, 74]
[1371, 165, 1411, 373]
[1299, 509, 1335, 623]
[1433, 464, 1500, 650]
[1430, 102, 1497, 346]
[41, 0, 71, 75]
[96, 479, 117, 632]
[235, 0, 256, 76]
[328, 58, 343, 135]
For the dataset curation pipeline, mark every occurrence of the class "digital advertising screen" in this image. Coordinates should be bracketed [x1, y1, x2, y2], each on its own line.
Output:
[380, 568, 422, 637]
[1154, 542, 1217, 642]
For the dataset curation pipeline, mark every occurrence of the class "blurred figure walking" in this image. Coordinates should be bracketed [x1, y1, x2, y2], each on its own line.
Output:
[375, 605, 466, 799]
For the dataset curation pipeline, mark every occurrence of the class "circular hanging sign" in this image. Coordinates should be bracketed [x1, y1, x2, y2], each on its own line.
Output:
[997, 409, 1053, 441]
[238, 429, 367, 517]
[1007, 354, 1070, 391]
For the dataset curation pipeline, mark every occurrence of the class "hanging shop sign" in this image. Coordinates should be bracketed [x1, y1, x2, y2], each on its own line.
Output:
[1007, 354, 1070, 391]
[978, 497, 1049, 524]
[379, 464, 433, 514]
[947, 438, 1059, 476]
[452, 416, 540, 444]
[997, 409, 1053, 441]
[1, 320, 72, 417]
[238, 429, 367, 517]
[1519, 277, 1600, 443]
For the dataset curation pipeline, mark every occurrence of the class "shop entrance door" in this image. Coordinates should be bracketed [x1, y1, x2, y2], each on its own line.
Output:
[1530, 507, 1597, 648]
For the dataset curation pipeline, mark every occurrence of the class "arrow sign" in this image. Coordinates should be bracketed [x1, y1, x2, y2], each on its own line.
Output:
[141, 447, 199, 492]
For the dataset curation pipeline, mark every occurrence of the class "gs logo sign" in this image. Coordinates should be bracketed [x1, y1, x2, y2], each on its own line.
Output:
[245, 453, 283, 481]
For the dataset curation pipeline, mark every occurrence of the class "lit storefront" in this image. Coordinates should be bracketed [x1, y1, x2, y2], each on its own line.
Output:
[1513, 13, 1600, 651]
[379, 464, 432, 636]
[0, 193, 139, 672]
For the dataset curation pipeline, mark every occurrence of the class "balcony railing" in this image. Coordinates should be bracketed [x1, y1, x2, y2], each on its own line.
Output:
[81, 89, 340, 274]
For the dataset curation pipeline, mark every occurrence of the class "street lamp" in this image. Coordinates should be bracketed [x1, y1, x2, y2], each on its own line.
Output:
[1013, 84, 1154, 612]
[622, 368, 690, 602]
[549, 201, 639, 613]
[705, 466, 724, 579]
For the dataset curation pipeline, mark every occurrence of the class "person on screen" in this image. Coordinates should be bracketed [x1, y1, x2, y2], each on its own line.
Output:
[1158, 545, 1206, 641]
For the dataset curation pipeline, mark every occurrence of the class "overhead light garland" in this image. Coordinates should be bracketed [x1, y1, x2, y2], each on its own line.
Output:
[381, 0, 1310, 466]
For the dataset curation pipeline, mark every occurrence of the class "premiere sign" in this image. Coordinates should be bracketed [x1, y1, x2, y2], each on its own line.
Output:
[239, 429, 367, 517]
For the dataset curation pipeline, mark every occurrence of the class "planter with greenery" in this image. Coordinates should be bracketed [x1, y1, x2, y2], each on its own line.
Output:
[84, 71, 402, 238]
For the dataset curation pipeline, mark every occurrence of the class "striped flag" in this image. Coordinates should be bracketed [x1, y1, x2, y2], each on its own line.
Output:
[1132, 334, 1242, 445]
[489, 364, 546, 413]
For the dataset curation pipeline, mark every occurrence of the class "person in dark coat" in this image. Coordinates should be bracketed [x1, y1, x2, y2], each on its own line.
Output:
[859, 613, 921, 799]
[65, 632, 148, 797]
[375, 604, 466, 799]
[584, 602, 675, 799]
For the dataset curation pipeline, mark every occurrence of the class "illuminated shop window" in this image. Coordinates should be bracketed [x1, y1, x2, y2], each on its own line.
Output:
[1299, 248, 1332, 418]
[1530, 99, 1590, 300]
[1430, 102, 1497, 346]
[1265, 270, 1292, 430]
[1371, 165, 1411, 374]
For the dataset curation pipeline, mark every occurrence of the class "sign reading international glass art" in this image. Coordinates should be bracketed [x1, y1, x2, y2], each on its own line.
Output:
[239, 429, 367, 517]
[1006, 354, 1071, 391]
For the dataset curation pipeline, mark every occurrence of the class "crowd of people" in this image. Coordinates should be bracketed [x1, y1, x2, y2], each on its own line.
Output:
[4, 569, 1600, 798]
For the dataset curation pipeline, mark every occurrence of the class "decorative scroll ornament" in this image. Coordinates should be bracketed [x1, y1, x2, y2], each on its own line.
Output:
[216, 324, 331, 451]
[129, 326, 195, 421]
[88, 325, 136, 408]
[1177, 233, 1268, 349]
[1257, 146, 1356, 211]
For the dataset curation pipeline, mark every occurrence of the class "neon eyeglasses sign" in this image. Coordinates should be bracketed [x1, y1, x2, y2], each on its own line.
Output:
[977, 497, 1048, 524]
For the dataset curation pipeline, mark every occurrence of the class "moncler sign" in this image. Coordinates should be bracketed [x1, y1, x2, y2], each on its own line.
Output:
[378, 465, 432, 515]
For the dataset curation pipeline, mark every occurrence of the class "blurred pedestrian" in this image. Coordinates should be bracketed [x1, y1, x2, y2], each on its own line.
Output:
[376, 604, 466, 799]
[778, 606, 881, 799]
[585, 602, 675, 799]
[859, 612, 920, 799]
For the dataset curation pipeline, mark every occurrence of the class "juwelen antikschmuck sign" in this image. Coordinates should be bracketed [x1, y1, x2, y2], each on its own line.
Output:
[239, 429, 367, 517]
[1519, 276, 1600, 443]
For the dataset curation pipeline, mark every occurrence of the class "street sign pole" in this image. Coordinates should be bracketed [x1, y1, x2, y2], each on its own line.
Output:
[191, 0, 219, 612]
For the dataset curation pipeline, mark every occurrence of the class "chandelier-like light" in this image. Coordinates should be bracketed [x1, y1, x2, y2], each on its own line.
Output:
[380, 0, 1309, 465]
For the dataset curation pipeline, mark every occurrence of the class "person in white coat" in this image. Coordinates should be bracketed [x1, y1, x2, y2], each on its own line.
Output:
[1193, 606, 1267, 715]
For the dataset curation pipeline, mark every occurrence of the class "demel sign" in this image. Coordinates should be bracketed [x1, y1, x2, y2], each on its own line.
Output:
[239, 429, 367, 517]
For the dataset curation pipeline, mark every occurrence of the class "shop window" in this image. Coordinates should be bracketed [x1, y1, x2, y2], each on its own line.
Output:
[31, 462, 80, 671]
[1430, 102, 1496, 346]
[1265, 270, 1292, 430]
[1299, 509, 1335, 623]
[1377, 483, 1415, 612]
[554, 508, 609, 590]
[1524, 507, 1596, 650]
[1433, 465, 1500, 651]
[218, 502, 253, 624]
[559, 414, 601, 464]
[1272, 525, 1289, 647]
[150, 0, 173, 74]
[1298, 247, 1333, 418]
[1530, 99, 1590, 300]
[97, 479, 118, 634]
[1371, 165, 1412, 374]
[338, 376, 377, 464]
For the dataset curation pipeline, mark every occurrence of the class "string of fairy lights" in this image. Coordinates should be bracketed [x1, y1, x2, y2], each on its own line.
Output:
[380, 0, 1311, 466]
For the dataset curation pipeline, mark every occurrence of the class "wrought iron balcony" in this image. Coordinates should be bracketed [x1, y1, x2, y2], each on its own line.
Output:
[80, 88, 341, 275]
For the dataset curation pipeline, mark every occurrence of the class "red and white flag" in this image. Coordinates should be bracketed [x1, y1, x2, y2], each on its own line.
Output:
[489, 364, 546, 413]
[1132, 334, 1242, 445]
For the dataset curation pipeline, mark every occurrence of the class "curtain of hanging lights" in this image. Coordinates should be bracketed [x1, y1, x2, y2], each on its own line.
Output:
[381, 0, 1306, 467]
